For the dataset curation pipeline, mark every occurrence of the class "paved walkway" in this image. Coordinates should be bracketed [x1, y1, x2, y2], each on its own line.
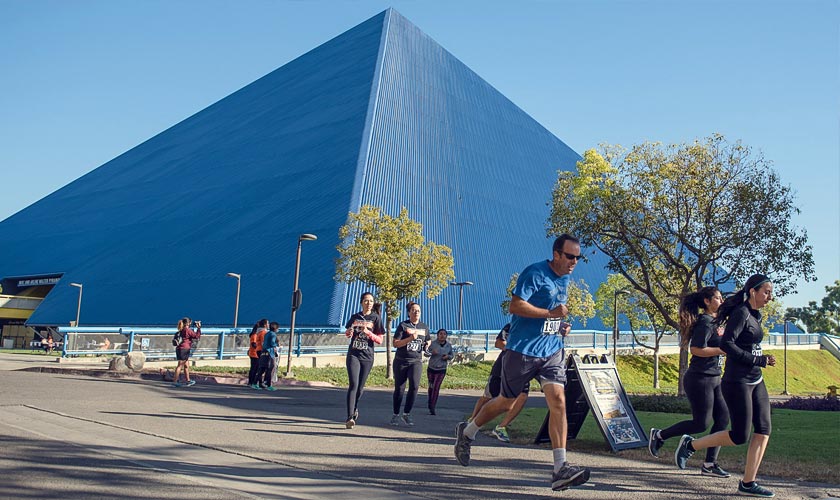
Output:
[0, 352, 837, 499]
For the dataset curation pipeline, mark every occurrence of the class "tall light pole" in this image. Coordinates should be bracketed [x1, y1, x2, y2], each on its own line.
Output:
[613, 289, 630, 361]
[782, 316, 797, 395]
[226, 273, 241, 328]
[451, 281, 474, 331]
[69, 283, 83, 326]
[286, 233, 317, 377]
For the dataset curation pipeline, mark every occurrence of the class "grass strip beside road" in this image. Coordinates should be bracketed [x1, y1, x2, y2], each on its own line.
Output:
[490, 407, 839, 484]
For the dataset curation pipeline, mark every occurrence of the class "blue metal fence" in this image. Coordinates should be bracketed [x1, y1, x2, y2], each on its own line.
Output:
[57, 326, 827, 360]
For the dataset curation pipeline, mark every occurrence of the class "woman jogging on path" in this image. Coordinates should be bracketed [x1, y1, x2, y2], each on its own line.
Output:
[674, 274, 777, 498]
[390, 302, 429, 426]
[425, 328, 454, 415]
[648, 287, 730, 478]
[172, 318, 201, 387]
[344, 292, 384, 429]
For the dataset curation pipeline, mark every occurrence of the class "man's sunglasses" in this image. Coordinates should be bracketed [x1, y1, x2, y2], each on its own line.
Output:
[562, 252, 584, 261]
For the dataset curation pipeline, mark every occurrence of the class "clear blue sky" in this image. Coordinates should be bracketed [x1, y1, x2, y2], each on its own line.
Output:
[1, 0, 837, 308]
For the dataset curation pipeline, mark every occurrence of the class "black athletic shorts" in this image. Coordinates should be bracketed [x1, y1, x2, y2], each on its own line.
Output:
[175, 348, 191, 361]
[500, 349, 566, 399]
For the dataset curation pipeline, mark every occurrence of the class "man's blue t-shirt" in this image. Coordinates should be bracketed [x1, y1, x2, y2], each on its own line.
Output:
[507, 260, 570, 358]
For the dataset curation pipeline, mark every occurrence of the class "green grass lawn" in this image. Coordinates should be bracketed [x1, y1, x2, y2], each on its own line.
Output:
[488, 407, 840, 484]
[0, 348, 61, 357]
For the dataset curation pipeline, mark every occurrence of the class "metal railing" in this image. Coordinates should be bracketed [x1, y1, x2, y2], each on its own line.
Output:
[56, 327, 826, 360]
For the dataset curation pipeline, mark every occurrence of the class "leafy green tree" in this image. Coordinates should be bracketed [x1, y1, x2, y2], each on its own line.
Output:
[595, 274, 677, 389]
[335, 205, 455, 378]
[549, 134, 815, 391]
[786, 280, 840, 334]
[500, 272, 595, 325]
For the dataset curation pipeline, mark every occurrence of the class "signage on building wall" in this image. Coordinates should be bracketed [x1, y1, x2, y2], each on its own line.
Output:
[17, 277, 61, 287]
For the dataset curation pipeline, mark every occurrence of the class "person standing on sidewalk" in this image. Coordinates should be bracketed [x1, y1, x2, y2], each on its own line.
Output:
[247, 319, 268, 389]
[674, 274, 777, 498]
[425, 328, 454, 415]
[344, 292, 384, 429]
[468, 323, 530, 443]
[390, 302, 429, 426]
[648, 286, 731, 478]
[256, 321, 280, 391]
[172, 318, 201, 387]
[454, 234, 590, 492]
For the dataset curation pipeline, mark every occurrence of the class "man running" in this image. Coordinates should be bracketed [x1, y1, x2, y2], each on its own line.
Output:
[454, 234, 590, 491]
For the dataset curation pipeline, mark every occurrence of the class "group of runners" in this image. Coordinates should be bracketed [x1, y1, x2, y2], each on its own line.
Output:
[339, 234, 779, 497]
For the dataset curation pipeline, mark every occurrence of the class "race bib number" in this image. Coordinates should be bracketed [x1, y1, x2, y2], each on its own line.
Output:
[717, 355, 725, 368]
[351, 320, 374, 351]
[405, 328, 425, 352]
[542, 318, 570, 336]
[751, 344, 763, 357]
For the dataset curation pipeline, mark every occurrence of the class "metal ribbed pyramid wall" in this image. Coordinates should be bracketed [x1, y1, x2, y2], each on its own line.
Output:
[0, 9, 611, 329]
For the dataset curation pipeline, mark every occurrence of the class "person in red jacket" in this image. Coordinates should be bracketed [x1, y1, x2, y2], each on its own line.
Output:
[248, 319, 269, 389]
[172, 317, 201, 387]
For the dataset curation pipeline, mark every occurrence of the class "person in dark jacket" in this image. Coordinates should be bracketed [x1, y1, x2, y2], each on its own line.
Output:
[172, 318, 201, 387]
[648, 287, 731, 478]
[257, 321, 280, 391]
[674, 274, 777, 498]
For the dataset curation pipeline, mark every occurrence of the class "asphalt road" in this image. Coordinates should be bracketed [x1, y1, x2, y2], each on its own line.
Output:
[0, 354, 837, 499]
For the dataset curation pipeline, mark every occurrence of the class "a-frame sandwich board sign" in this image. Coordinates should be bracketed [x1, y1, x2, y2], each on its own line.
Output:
[535, 353, 648, 452]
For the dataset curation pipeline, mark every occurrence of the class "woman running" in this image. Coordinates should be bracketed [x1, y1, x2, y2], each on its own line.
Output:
[390, 302, 429, 426]
[426, 328, 454, 415]
[674, 274, 777, 498]
[648, 287, 730, 478]
[344, 292, 384, 429]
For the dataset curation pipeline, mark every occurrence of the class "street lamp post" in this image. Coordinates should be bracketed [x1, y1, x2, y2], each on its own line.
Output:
[612, 289, 630, 361]
[451, 281, 474, 331]
[69, 283, 83, 326]
[226, 273, 241, 328]
[782, 316, 796, 395]
[285, 233, 317, 377]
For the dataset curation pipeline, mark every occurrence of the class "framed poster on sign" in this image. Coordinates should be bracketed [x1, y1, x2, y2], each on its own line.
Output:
[535, 354, 647, 452]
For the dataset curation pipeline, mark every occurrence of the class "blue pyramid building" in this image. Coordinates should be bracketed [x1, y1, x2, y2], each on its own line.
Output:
[0, 9, 611, 330]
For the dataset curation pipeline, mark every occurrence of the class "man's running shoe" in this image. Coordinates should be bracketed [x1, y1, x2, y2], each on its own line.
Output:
[454, 421, 472, 466]
[701, 463, 731, 478]
[390, 414, 401, 426]
[738, 480, 775, 497]
[551, 462, 591, 491]
[492, 425, 510, 443]
[401, 413, 414, 426]
[675, 434, 695, 469]
[648, 428, 664, 457]
[345, 418, 355, 429]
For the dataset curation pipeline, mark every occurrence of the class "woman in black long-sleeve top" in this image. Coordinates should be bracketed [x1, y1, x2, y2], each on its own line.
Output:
[673, 274, 777, 498]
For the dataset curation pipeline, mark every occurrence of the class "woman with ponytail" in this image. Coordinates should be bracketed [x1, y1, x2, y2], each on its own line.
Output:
[674, 274, 777, 498]
[648, 286, 730, 479]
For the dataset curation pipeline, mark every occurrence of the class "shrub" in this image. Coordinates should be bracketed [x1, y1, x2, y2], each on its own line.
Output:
[628, 394, 691, 414]
[771, 396, 840, 411]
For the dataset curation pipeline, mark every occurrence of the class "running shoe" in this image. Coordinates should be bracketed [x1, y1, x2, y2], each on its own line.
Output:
[390, 414, 401, 426]
[551, 462, 591, 491]
[675, 434, 695, 469]
[454, 421, 472, 466]
[250, 384, 261, 389]
[186, 380, 196, 387]
[429, 408, 436, 415]
[345, 418, 355, 429]
[492, 425, 510, 443]
[648, 428, 664, 457]
[738, 481, 775, 497]
[264, 386, 277, 391]
[701, 463, 731, 478]
[172, 382, 182, 388]
[401, 413, 414, 426]
[353, 408, 359, 421]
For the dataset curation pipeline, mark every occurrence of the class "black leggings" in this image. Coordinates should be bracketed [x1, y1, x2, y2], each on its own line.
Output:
[661, 373, 729, 463]
[248, 356, 260, 385]
[722, 379, 771, 445]
[392, 358, 422, 414]
[346, 355, 373, 420]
